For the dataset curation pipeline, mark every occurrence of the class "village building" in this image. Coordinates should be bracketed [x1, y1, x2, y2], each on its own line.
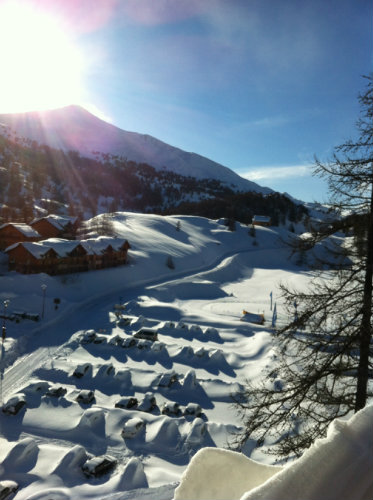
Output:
[0, 223, 41, 251]
[30, 215, 79, 240]
[252, 215, 272, 227]
[5, 237, 130, 275]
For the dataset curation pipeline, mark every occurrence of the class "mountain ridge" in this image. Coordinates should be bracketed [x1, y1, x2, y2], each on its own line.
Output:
[0, 104, 271, 194]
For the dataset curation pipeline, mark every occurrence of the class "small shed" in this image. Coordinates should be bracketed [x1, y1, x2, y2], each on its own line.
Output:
[241, 310, 265, 325]
[252, 215, 271, 227]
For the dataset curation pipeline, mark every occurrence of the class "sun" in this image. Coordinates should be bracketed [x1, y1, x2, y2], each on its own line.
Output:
[0, 2, 84, 113]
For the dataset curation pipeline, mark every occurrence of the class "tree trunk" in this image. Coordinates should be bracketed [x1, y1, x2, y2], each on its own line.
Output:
[355, 168, 373, 411]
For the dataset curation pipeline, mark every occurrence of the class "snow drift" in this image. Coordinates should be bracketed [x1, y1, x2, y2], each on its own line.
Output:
[174, 404, 373, 500]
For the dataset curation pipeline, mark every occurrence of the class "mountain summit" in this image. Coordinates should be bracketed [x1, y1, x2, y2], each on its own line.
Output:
[0, 105, 270, 194]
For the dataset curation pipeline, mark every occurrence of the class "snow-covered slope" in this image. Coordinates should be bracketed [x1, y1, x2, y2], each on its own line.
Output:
[0, 105, 271, 193]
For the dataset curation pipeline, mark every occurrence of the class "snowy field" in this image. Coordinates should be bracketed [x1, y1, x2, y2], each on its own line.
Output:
[1, 213, 368, 500]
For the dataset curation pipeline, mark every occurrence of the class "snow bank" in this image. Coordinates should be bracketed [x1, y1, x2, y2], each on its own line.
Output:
[174, 404, 373, 500]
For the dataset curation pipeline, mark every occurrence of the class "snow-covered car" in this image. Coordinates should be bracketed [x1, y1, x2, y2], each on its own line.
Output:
[96, 363, 115, 377]
[45, 385, 67, 398]
[163, 321, 175, 329]
[0, 480, 19, 500]
[204, 326, 219, 336]
[76, 390, 95, 404]
[137, 392, 157, 412]
[79, 329, 97, 344]
[176, 321, 188, 330]
[194, 347, 207, 357]
[151, 341, 166, 352]
[133, 328, 158, 342]
[161, 401, 181, 416]
[186, 417, 207, 446]
[183, 402, 202, 417]
[114, 396, 138, 410]
[2, 394, 26, 415]
[117, 316, 132, 326]
[72, 363, 92, 378]
[21, 380, 50, 394]
[82, 454, 117, 477]
[121, 417, 145, 438]
[109, 334, 124, 346]
[136, 339, 152, 349]
[190, 324, 203, 334]
[92, 334, 107, 344]
[121, 337, 137, 348]
[157, 371, 178, 388]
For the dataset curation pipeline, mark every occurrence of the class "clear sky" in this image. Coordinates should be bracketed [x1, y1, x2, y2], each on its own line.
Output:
[0, 0, 372, 202]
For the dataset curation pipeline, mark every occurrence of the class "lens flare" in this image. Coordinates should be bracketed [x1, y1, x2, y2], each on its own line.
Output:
[0, 2, 85, 112]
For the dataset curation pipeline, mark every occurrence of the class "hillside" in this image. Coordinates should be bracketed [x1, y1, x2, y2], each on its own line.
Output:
[0, 131, 307, 226]
[0, 105, 271, 193]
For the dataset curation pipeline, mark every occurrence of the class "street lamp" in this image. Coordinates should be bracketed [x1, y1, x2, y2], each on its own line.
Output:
[41, 284, 47, 319]
[2, 299, 10, 343]
[1, 299, 9, 406]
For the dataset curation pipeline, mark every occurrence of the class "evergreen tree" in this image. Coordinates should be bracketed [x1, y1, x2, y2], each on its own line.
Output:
[232, 76, 373, 459]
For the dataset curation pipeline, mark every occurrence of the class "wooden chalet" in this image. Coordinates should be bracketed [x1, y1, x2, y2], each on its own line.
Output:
[30, 215, 79, 240]
[5, 242, 60, 275]
[5, 237, 130, 275]
[252, 215, 271, 227]
[0, 223, 41, 251]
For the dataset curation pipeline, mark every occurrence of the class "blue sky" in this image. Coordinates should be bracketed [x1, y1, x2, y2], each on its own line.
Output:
[0, 0, 372, 202]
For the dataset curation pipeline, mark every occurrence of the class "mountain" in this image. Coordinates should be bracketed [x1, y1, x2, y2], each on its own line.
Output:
[0, 105, 271, 194]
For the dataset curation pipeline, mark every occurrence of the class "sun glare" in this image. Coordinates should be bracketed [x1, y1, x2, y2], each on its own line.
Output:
[0, 2, 84, 113]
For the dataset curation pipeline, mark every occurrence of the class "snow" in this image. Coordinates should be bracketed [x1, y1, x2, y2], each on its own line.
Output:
[0, 222, 40, 238]
[30, 215, 77, 230]
[175, 404, 373, 500]
[0, 212, 372, 499]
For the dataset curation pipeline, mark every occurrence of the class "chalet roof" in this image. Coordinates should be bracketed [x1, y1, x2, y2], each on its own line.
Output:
[0, 222, 41, 238]
[5, 237, 130, 259]
[30, 214, 78, 230]
[81, 236, 130, 254]
[5, 241, 54, 259]
[38, 238, 86, 257]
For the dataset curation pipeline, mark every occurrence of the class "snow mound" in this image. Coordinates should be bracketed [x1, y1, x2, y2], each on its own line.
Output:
[78, 408, 106, 431]
[117, 457, 149, 491]
[146, 418, 182, 452]
[52, 445, 88, 476]
[1, 438, 39, 471]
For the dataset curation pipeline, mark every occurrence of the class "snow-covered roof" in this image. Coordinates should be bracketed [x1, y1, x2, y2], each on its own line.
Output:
[81, 236, 129, 254]
[30, 214, 78, 230]
[38, 239, 85, 257]
[5, 241, 56, 259]
[0, 222, 41, 238]
[252, 215, 271, 222]
[6, 237, 129, 259]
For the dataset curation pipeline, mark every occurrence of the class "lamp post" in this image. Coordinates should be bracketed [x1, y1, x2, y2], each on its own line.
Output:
[41, 284, 47, 319]
[2, 299, 10, 343]
[1, 299, 9, 407]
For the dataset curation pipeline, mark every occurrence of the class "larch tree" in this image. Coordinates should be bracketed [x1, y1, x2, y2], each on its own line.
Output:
[232, 75, 373, 460]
